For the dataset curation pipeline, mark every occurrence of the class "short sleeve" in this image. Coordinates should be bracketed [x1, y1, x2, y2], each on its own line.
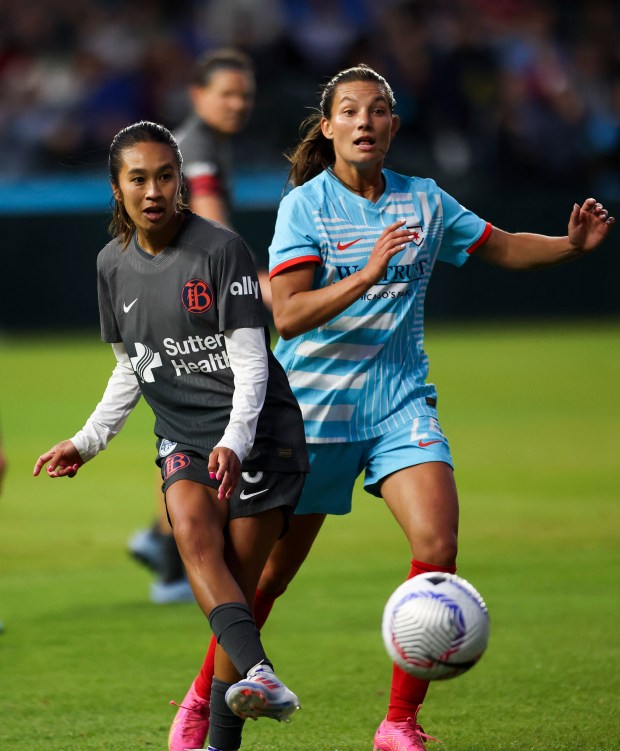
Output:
[214, 236, 267, 332]
[437, 187, 491, 267]
[268, 189, 322, 278]
[178, 123, 226, 199]
[97, 252, 121, 343]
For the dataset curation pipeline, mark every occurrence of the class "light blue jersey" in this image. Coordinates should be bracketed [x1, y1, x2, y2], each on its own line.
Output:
[269, 168, 491, 444]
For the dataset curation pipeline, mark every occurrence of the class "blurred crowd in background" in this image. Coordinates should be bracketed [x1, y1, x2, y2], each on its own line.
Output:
[1, 0, 620, 198]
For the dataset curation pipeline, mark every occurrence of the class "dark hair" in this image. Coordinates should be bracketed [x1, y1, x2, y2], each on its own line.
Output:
[286, 64, 396, 188]
[108, 120, 186, 248]
[190, 47, 254, 87]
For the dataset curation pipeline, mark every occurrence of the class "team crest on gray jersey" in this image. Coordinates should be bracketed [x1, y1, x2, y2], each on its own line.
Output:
[159, 439, 178, 457]
[181, 278, 213, 313]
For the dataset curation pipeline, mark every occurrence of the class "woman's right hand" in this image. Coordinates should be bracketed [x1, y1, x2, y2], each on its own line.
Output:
[361, 220, 415, 286]
[208, 445, 241, 501]
[33, 440, 83, 478]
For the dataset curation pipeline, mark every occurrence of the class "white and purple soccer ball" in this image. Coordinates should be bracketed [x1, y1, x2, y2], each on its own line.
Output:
[382, 572, 490, 680]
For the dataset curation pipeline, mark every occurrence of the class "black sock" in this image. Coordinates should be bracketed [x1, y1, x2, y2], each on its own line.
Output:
[159, 532, 185, 583]
[208, 678, 244, 751]
[208, 602, 272, 677]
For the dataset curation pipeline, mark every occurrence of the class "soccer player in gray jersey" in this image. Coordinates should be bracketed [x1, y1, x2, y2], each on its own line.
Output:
[33, 121, 308, 751]
[129, 49, 269, 603]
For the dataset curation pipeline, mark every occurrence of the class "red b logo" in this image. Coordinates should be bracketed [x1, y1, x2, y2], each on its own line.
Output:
[181, 279, 213, 313]
[163, 453, 191, 479]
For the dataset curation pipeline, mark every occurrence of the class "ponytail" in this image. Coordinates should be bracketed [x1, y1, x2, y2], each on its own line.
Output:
[285, 114, 334, 188]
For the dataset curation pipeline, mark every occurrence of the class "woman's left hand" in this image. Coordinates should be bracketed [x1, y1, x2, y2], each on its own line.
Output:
[569, 197, 615, 253]
[208, 446, 241, 501]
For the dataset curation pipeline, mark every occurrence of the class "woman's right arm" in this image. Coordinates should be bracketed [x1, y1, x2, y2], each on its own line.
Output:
[33, 343, 141, 478]
[272, 219, 415, 340]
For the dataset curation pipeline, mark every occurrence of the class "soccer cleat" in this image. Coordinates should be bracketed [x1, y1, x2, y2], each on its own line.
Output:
[168, 679, 210, 751]
[373, 712, 442, 751]
[128, 527, 165, 573]
[225, 662, 300, 722]
[151, 577, 195, 604]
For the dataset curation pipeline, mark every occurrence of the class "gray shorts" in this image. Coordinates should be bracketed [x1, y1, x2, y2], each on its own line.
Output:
[156, 441, 305, 530]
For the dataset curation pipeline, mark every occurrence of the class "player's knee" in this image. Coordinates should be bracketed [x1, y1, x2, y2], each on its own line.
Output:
[416, 532, 458, 569]
[173, 515, 223, 564]
[258, 558, 294, 595]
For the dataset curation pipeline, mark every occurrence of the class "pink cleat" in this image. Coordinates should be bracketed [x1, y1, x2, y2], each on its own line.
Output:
[374, 710, 442, 751]
[168, 679, 210, 751]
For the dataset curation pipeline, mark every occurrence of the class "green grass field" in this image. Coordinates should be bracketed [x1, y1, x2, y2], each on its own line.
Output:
[1, 321, 619, 751]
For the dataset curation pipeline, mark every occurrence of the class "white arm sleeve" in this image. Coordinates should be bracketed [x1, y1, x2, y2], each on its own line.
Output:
[70, 342, 142, 462]
[218, 327, 268, 463]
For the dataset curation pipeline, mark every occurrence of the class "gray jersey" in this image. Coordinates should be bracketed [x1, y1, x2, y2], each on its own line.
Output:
[175, 116, 233, 213]
[97, 212, 308, 473]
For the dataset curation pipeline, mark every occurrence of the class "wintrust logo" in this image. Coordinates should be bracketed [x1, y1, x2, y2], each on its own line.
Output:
[230, 275, 259, 299]
[335, 259, 429, 284]
[130, 342, 163, 383]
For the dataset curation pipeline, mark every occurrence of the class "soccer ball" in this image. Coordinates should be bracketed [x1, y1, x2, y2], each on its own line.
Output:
[381, 572, 490, 680]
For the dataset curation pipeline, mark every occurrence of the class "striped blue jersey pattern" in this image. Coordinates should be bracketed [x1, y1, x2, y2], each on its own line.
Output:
[269, 168, 491, 443]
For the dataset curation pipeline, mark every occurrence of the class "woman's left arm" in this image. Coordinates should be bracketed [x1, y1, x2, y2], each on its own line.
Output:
[475, 197, 615, 270]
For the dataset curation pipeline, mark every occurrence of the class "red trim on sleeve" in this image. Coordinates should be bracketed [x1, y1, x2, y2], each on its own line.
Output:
[467, 221, 492, 254]
[188, 174, 223, 198]
[269, 255, 321, 280]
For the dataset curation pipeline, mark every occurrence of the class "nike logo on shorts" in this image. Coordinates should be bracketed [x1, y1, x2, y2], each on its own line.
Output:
[123, 298, 138, 313]
[418, 439, 442, 448]
[239, 488, 268, 500]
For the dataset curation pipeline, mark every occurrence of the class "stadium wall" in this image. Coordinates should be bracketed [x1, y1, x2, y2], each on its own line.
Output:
[0, 180, 618, 331]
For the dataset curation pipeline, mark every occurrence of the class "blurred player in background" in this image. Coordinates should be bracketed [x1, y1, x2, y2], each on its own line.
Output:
[34, 120, 308, 751]
[128, 48, 272, 604]
[175, 64, 615, 751]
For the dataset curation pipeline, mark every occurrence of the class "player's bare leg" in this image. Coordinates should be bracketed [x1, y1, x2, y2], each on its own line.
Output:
[373, 462, 458, 750]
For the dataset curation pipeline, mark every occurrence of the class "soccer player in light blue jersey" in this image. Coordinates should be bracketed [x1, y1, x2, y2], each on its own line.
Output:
[180, 65, 614, 751]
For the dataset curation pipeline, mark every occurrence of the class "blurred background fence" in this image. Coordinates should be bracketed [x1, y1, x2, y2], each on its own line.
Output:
[1, 0, 619, 330]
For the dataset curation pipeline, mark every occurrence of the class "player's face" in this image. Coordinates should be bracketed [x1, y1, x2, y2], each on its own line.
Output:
[192, 69, 255, 135]
[321, 81, 398, 171]
[113, 141, 182, 249]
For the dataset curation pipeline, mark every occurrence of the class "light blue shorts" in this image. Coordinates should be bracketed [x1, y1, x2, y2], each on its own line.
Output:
[294, 415, 453, 516]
